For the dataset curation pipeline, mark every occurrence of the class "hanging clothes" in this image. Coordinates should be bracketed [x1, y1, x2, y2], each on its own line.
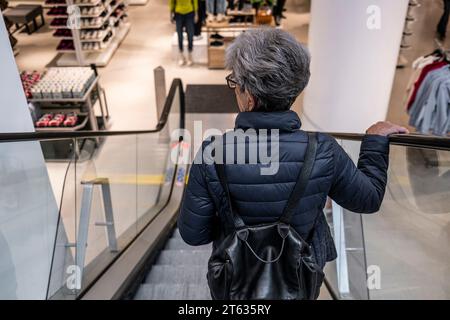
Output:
[408, 64, 450, 136]
[407, 60, 448, 110]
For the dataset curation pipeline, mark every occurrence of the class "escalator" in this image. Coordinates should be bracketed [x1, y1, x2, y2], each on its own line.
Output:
[0, 78, 449, 300]
[134, 228, 211, 300]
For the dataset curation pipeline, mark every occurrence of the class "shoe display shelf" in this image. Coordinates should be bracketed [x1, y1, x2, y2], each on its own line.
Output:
[205, 11, 276, 69]
[128, 0, 147, 5]
[45, 0, 130, 66]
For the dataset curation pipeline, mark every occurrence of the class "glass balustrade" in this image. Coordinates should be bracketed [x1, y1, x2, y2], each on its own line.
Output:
[324, 139, 450, 300]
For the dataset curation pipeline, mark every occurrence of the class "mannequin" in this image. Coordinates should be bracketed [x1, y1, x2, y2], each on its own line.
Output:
[170, 0, 198, 66]
[206, 0, 227, 22]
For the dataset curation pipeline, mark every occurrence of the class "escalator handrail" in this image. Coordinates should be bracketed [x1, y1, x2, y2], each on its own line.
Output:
[329, 132, 450, 151]
[0, 76, 448, 151]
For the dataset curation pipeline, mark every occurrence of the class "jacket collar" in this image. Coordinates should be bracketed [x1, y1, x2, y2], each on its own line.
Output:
[235, 111, 301, 132]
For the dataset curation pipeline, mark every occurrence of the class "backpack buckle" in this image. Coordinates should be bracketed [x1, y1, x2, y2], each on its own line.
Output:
[277, 223, 290, 239]
[236, 229, 249, 241]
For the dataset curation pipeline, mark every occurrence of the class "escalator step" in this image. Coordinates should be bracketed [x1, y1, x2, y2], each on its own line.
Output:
[135, 283, 211, 300]
[172, 228, 183, 239]
[165, 238, 212, 251]
[145, 265, 208, 285]
[156, 250, 210, 265]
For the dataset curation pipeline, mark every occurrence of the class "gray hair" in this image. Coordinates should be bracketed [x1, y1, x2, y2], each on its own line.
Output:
[225, 28, 311, 111]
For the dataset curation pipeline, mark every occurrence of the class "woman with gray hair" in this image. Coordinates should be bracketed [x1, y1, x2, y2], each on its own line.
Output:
[178, 28, 408, 299]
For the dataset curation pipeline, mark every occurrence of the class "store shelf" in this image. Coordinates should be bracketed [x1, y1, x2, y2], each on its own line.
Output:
[80, 29, 112, 42]
[128, 0, 147, 5]
[56, 22, 130, 67]
[35, 113, 89, 132]
[78, 0, 123, 29]
[72, 0, 103, 7]
[53, 34, 73, 40]
[227, 9, 256, 16]
[45, 0, 102, 7]
[82, 34, 114, 51]
[49, 24, 68, 30]
[111, 11, 126, 24]
[49, 0, 120, 29]
[29, 77, 99, 103]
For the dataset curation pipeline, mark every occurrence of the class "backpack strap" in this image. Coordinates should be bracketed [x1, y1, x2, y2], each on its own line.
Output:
[279, 132, 318, 225]
[215, 162, 247, 230]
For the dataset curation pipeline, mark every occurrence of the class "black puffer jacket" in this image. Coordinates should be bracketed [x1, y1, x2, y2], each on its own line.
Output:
[178, 111, 389, 268]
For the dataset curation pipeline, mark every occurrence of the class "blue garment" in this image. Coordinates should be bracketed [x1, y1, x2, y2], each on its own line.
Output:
[408, 65, 450, 136]
[178, 111, 390, 268]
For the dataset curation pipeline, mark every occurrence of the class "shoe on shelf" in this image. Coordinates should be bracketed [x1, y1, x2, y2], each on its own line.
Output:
[186, 52, 193, 66]
[211, 32, 224, 40]
[63, 112, 78, 127]
[217, 13, 225, 22]
[206, 13, 215, 23]
[178, 52, 186, 66]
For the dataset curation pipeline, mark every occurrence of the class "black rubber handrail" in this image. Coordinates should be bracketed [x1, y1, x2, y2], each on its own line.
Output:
[0, 76, 448, 151]
[329, 132, 450, 151]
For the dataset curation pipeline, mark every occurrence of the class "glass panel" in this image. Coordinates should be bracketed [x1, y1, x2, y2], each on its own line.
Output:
[364, 145, 450, 299]
[324, 139, 369, 300]
[72, 134, 138, 296]
[324, 139, 450, 300]
[0, 139, 73, 299]
[46, 84, 183, 298]
[1, 82, 183, 299]
[47, 139, 78, 299]
[136, 85, 181, 230]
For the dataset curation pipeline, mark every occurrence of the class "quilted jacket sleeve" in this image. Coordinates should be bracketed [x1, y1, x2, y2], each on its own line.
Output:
[328, 134, 390, 213]
[178, 157, 216, 246]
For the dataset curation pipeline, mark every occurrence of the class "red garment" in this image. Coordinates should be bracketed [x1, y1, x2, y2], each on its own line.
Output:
[407, 60, 448, 110]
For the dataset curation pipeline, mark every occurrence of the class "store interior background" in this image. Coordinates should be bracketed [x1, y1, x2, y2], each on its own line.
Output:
[7, 0, 449, 132]
[11, 0, 311, 131]
[1, 0, 450, 300]
[6, 0, 448, 199]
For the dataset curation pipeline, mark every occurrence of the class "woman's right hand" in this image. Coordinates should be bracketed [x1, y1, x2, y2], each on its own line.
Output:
[366, 121, 409, 136]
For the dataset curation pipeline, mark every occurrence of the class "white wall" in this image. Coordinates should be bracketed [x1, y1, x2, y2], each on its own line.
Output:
[302, 0, 409, 133]
[0, 13, 59, 299]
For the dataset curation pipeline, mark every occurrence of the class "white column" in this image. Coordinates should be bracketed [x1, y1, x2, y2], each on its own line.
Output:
[302, 0, 409, 133]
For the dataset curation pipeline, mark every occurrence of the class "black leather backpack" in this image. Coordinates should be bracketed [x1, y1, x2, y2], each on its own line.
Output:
[207, 132, 324, 300]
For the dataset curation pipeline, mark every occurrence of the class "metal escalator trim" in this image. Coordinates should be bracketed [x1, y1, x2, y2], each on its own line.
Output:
[323, 277, 339, 300]
[81, 181, 184, 300]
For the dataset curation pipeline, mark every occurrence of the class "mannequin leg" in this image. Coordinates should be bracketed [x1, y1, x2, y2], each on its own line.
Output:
[175, 13, 184, 52]
[195, 0, 206, 36]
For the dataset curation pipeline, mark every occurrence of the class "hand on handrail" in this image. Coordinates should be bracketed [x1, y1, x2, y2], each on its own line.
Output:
[366, 121, 410, 137]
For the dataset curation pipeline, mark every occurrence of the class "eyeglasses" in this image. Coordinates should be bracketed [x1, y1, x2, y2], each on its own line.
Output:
[226, 74, 238, 89]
